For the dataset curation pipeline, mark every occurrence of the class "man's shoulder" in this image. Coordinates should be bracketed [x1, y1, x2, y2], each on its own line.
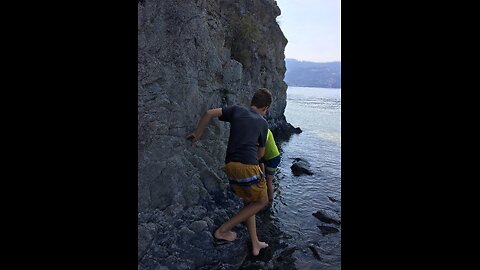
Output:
[231, 104, 246, 110]
[224, 104, 244, 112]
[226, 104, 250, 116]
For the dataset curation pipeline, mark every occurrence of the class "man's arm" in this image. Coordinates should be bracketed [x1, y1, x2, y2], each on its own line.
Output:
[186, 108, 223, 145]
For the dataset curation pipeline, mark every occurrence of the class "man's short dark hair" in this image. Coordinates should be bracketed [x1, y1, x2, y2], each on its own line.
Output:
[251, 88, 272, 108]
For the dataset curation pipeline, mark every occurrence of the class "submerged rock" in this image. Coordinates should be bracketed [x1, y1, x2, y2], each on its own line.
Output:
[308, 245, 322, 261]
[312, 210, 341, 225]
[291, 158, 314, 176]
[328, 196, 340, 203]
[317, 225, 340, 235]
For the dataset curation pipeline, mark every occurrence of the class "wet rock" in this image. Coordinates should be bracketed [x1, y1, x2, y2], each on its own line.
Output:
[308, 245, 322, 261]
[202, 216, 214, 229]
[151, 244, 169, 259]
[179, 226, 196, 242]
[189, 220, 208, 233]
[191, 230, 214, 248]
[291, 158, 314, 176]
[138, 222, 156, 260]
[239, 207, 297, 270]
[272, 246, 297, 269]
[279, 246, 296, 258]
[328, 196, 340, 203]
[312, 210, 341, 225]
[270, 122, 302, 143]
[174, 218, 184, 227]
[317, 225, 340, 235]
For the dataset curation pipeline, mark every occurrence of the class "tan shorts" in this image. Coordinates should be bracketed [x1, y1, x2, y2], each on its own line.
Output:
[225, 162, 267, 202]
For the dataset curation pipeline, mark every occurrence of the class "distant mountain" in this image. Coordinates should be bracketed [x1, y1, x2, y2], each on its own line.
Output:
[284, 58, 341, 88]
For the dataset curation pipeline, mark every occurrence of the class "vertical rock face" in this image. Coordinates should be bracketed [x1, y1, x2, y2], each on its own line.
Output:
[138, 0, 294, 268]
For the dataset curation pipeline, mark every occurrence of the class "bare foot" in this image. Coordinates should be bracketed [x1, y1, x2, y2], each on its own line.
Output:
[214, 228, 237, 241]
[252, 241, 269, 256]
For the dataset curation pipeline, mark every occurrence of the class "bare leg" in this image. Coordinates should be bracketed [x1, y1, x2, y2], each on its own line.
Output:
[266, 175, 274, 203]
[214, 195, 268, 242]
[245, 214, 269, 256]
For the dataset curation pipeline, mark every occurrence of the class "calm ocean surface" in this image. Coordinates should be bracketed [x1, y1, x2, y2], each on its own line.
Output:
[275, 86, 341, 269]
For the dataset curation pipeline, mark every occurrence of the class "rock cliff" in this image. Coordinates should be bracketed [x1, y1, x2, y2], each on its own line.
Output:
[138, 1, 297, 268]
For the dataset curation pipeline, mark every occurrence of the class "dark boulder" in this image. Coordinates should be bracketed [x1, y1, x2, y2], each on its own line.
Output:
[312, 210, 341, 225]
[291, 158, 314, 176]
[317, 225, 339, 235]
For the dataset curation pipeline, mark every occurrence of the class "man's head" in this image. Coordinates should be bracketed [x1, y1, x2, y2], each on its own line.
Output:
[251, 88, 272, 115]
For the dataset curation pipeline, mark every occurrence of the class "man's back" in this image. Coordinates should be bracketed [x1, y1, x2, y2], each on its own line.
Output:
[219, 105, 268, 165]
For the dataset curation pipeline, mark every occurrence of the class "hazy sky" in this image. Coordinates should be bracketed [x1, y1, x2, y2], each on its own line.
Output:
[275, 0, 341, 63]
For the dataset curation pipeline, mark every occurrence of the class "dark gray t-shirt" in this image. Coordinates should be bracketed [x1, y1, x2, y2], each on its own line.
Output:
[219, 105, 268, 165]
